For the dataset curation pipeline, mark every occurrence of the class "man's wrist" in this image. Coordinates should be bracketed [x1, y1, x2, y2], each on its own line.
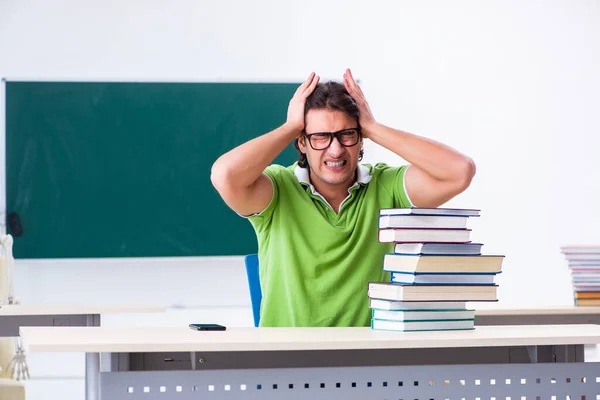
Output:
[281, 122, 303, 139]
[361, 121, 380, 139]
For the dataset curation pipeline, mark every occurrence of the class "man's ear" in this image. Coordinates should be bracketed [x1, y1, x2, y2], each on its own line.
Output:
[297, 136, 307, 153]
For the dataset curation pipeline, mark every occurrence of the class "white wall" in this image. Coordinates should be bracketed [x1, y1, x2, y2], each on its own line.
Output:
[1, 0, 600, 392]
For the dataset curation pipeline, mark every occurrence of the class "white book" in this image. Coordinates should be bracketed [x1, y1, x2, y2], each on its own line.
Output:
[560, 245, 600, 255]
[390, 272, 497, 285]
[379, 214, 468, 229]
[373, 309, 475, 321]
[368, 282, 498, 302]
[382, 254, 504, 273]
[380, 207, 480, 217]
[564, 254, 600, 261]
[394, 242, 483, 255]
[573, 283, 600, 289]
[379, 229, 471, 243]
[569, 261, 600, 266]
[369, 299, 467, 311]
[570, 268, 600, 273]
[571, 272, 600, 279]
[371, 318, 475, 332]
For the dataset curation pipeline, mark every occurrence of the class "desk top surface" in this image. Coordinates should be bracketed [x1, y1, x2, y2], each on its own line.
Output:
[0, 304, 165, 316]
[19, 324, 600, 353]
[3, 305, 597, 317]
[476, 306, 600, 316]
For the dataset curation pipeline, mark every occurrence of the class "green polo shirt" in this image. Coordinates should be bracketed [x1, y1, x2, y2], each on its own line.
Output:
[247, 162, 413, 327]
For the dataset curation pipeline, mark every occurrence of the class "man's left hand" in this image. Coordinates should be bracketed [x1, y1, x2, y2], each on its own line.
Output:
[343, 68, 377, 136]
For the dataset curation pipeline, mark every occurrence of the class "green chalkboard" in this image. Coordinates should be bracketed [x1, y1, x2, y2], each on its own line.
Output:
[5, 81, 299, 258]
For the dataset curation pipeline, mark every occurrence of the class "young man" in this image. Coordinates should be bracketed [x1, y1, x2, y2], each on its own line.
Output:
[211, 70, 476, 327]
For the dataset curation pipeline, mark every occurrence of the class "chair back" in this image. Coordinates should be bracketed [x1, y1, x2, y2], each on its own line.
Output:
[244, 254, 262, 327]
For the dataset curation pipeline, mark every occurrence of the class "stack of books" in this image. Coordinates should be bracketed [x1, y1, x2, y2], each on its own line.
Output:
[368, 207, 505, 332]
[560, 245, 600, 306]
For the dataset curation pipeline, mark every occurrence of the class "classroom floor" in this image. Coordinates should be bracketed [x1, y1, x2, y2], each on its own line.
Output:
[19, 345, 600, 400]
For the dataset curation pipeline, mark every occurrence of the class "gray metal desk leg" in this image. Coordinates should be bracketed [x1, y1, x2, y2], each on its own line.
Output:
[86, 314, 101, 327]
[86, 352, 101, 400]
[85, 314, 102, 399]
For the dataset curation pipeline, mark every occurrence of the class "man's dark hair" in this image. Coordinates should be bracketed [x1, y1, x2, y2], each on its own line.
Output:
[294, 81, 363, 168]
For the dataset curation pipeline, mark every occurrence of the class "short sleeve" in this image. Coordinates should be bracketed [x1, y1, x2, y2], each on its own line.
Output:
[375, 163, 414, 208]
[245, 164, 282, 232]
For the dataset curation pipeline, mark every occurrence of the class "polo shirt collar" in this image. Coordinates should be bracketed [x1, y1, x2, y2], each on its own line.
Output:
[294, 164, 372, 194]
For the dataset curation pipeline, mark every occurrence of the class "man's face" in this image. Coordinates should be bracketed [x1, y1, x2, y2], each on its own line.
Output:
[298, 109, 362, 188]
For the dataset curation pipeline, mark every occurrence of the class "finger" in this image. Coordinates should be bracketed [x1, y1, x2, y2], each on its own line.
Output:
[346, 70, 363, 95]
[346, 69, 363, 92]
[304, 74, 320, 96]
[346, 68, 355, 81]
[346, 68, 360, 90]
[295, 72, 313, 94]
[345, 71, 366, 103]
[300, 73, 318, 95]
[343, 74, 352, 93]
[344, 74, 358, 99]
[344, 71, 358, 92]
[344, 69, 355, 87]
[344, 75, 362, 102]
[296, 72, 315, 94]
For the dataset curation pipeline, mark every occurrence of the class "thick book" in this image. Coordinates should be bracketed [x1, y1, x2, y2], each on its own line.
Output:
[379, 228, 471, 243]
[394, 242, 483, 255]
[380, 207, 481, 217]
[379, 214, 469, 229]
[382, 254, 504, 273]
[572, 276, 600, 283]
[574, 291, 600, 299]
[390, 271, 497, 285]
[371, 318, 475, 332]
[573, 284, 600, 291]
[561, 245, 600, 255]
[569, 262, 600, 267]
[575, 299, 600, 306]
[372, 308, 475, 321]
[368, 282, 498, 302]
[369, 299, 467, 311]
[571, 273, 600, 281]
[563, 253, 600, 261]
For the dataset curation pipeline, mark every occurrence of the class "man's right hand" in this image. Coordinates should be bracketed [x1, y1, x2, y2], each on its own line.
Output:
[286, 72, 320, 132]
[211, 72, 320, 218]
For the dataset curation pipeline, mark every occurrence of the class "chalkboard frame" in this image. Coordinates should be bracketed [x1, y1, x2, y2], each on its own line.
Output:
[3, 78, 301, 259]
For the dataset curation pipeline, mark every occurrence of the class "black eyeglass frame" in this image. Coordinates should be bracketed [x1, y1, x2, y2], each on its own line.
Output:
[302, 127, 362, 151]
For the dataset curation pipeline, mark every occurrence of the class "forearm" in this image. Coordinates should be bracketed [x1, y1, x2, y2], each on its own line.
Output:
[211, 123, 299, 189]
[364, 123, 474, 182]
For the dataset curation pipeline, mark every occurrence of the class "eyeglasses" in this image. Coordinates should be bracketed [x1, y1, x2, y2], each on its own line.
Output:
[303, 128, 361, 150]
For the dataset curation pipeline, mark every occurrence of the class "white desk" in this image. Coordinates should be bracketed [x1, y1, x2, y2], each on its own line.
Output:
[20, 325, 600, 400]
[476, 306, 600, 326]
[0, 305, 165, 337]
[1, 305, 165, 394]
